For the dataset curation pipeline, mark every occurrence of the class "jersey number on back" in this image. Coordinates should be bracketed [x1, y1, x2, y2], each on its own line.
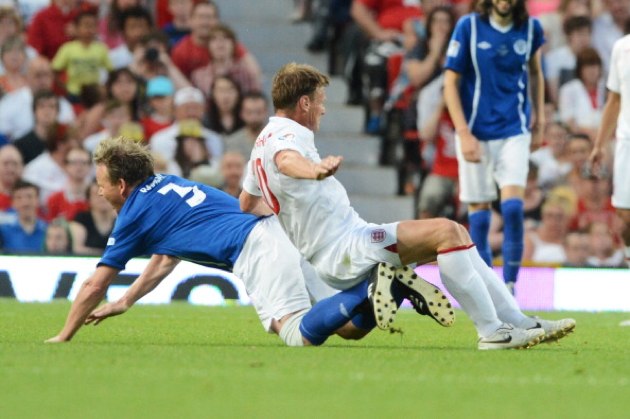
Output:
[158, 183, 206, 207]
[254, 158, 280, 214]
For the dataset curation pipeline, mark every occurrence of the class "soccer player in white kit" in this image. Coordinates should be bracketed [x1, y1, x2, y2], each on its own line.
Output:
[590, 33, 630, 268]
[240, 62, 575, 349]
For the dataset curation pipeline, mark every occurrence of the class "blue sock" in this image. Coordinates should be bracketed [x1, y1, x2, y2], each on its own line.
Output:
[501, 198, 524, 283]
[468, 209, 492, 266]
[349, 280, 407, 331]
[300, 280, 372, 345]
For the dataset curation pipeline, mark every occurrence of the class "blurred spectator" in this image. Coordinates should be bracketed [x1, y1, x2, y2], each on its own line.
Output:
[0, 144, 23, 211]
[109, 6, 153, 70]
[14, 90, 59, 165]
[558, 47, 605, 140]
[0, 7, 37, 75]
[162, 0, 193, 48]
[141, 75, 175, 140]
[150, 86, 223, 169]
[27, 0, 81, 60]
[350, 0, 422, 134]
[530, 121, 572, 191]
[83, 100, 134, 151]
[544, 15, 592, 103]
[219, 151, 245, 198]
[587, 221, 626, 267]
[69, 182, 116, 255]
[45, 146, 91, 221]
[592, 0, 630, 73]
[404, 6, 455, 90]
[73, 83, 106, 140]
[571, 163, 618, 231]
[52, 7, 113, 101]
[523, 196, 573, 264]
[538, 0, 591, 51]
[562, 230, 591, 267]
[174, 119, 212, 178]
[207, 75, 244, 135]
[416, 75, 458, 219]
[0, 36, 28, 95]
[522, 163, 545, 228]
[22, 123, 76, 204]
[0, 56, 75, 140]
[224, 92, 269, 159]
[99, 0, 144, 49]
[43, 217, 73, 254]
[0, 180, 47, 253]
[191, 24, 263, 95]
[565, 132, 593, 189]
[106, 67, 143, 121]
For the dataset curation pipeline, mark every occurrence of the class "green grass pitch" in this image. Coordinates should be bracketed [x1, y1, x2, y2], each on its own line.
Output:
[1, 300, 629, 419]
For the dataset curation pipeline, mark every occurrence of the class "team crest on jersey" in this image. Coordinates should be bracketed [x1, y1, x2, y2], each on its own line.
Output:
[371, 229, 386, 243]
[107, 237, 116, 246]
[446, 40, 460, 57]
[513, 39, 528, 55]
[477, 41, 492, 50]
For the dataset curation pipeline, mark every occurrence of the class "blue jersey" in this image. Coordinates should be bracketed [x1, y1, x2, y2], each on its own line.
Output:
[99, 174, 261, 271]
[445, 13, 544, 140]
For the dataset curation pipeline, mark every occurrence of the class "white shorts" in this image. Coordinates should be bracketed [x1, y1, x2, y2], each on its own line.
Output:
[309, 222, 402, 290]
[613, 138, 630, 209]
[233, 217, 328, 332]
[456, 133, 531, 203]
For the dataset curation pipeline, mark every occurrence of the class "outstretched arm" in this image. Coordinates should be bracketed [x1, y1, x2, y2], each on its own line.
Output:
[46, 265, 120, 342]
[275, 150, 343, 180]
[84, 255, 181, 326]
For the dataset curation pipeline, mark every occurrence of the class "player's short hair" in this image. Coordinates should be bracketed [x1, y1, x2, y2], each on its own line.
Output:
[94, 136, 155, 187]
[271, 63, 329, 111]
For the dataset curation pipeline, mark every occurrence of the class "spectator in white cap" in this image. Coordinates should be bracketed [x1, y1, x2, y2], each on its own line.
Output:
[149, 86, 223, 169]
[141, 76, 175, 139]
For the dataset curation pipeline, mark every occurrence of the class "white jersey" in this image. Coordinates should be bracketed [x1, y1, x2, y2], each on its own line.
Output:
[607, 34, 630, 141]
[243, 117, 367, 261]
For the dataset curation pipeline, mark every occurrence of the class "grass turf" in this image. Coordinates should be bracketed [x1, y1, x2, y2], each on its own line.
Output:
[1, 300, 629, 419]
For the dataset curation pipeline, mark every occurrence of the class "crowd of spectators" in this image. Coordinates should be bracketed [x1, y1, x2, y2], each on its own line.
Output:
[0, 0, 263, 255]
[0, 0, 628, 269]
[298, 0, 630, 268]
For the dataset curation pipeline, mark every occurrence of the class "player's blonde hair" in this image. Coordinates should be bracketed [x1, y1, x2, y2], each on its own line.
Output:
[93, 136, 154, 187]
[271, 62, 329, 111]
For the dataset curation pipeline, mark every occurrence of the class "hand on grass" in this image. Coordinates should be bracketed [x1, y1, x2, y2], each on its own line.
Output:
[44, 335, 67, 343]
[85, 301, 129, 326]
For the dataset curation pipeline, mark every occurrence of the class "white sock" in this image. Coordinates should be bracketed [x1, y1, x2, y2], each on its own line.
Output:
[437, 249, 503, 337]
[467, 248, 537, 329]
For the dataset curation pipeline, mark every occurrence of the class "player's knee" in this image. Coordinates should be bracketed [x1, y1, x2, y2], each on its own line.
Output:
[435, 218, 470, 247]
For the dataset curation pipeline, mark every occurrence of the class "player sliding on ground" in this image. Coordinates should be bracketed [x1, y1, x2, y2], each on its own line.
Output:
[45, 136, 450, 347]
[239, 62, 576, 350]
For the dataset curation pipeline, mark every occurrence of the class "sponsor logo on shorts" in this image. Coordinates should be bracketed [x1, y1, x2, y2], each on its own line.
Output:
[371, 229, 386, 243]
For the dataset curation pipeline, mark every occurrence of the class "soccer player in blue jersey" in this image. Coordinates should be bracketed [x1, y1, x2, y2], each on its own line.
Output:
[443, 0, 546, 292]
[45, 136, 437, 347]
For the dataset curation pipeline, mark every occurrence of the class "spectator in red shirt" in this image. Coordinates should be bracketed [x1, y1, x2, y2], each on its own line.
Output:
[45, 146, 91, 221]
[170, 1, 249, 79]
[0, 144, 24, 211]
[141, 76, 175, 140]
[27, 0, 81, 60]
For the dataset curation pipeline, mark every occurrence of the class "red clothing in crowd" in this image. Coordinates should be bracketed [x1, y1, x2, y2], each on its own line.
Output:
[0, 193, 11, 211]
[357, 0, 423, 31]
[171, 35, 248, 79]
[27, 3, 79, 60]
[45, 191, 89, 222]
[141, 116, 173, 141]
[431, 112, 459, 180]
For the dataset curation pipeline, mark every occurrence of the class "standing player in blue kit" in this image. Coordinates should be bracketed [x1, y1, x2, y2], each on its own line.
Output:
[443, 0, 546, 292]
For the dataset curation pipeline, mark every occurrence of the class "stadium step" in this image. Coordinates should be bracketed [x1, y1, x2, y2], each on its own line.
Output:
[219, 0, 416, 222]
